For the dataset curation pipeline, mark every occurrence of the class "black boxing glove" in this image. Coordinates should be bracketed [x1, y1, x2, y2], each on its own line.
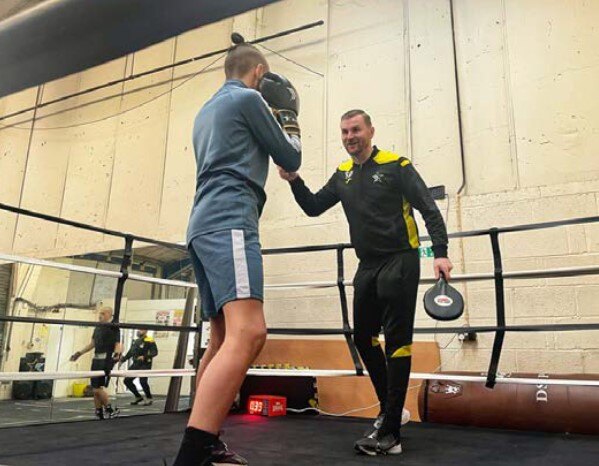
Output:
[259, 72, 301, 137]
[259, 72, 299, 113]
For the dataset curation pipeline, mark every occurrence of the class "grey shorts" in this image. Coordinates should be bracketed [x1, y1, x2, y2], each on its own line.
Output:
[188, 229, 264, 319]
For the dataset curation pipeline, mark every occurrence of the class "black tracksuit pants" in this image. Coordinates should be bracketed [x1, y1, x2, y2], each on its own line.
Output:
[353, 250, 420, 435]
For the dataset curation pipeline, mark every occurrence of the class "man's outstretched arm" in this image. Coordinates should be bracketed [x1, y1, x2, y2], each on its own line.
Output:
[279, 168, 340, 217]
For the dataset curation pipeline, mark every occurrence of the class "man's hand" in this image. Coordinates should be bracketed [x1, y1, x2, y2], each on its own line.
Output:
[433, 257, 453, 280]
[136, 356, 144, 362]
[70, 351, 82, 362]
[277, 166, 299, 182]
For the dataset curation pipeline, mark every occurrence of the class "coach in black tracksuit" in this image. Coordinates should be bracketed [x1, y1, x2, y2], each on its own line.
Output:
[121, 329, 158, 406]
[278, 109, 453, 456]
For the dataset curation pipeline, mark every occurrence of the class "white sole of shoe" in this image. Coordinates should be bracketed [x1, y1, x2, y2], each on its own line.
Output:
[386, 443, 403, 455]
[401, 408, 410, 425]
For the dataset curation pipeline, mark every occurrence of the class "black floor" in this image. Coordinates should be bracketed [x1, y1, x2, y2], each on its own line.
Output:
[0, 413, 598, 465]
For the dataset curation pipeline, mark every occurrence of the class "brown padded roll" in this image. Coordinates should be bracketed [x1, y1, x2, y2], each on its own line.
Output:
[418, 372, 599, 435]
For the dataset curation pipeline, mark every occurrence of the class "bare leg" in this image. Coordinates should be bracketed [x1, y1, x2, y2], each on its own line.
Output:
[187, 299, 266, 434]
[195, 314, 226, 389]
[93, 389, 102, 408]
[97, 387, 109, 407]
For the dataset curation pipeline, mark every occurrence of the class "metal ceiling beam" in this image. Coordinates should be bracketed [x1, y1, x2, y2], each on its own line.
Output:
[0, 0, 281, 98]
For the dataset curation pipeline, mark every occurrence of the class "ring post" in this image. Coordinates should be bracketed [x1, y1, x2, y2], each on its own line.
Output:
[486, 228, 506, 388]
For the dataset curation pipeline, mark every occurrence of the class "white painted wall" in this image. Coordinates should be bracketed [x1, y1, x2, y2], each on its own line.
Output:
[0, 0, 598, 376]
[120, 298, 192, 396]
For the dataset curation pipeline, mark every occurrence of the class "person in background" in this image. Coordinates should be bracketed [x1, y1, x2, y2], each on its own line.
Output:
[70, 306, 122, 420]
[121, 328, 158, 406]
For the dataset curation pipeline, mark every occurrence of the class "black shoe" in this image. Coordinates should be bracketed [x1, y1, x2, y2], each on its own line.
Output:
[354, 431, 402, 456]
[130, 397, 144, 405]
[363, 413, 385, 439]
[363, 409, 410, 438]
[105, 406, 120, 419]
[173, 441, 248, 466]
[95, 408, 105, 420]
[208, 439, 248, 465]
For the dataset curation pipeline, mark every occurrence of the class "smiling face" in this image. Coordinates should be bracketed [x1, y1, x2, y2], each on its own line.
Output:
[340, 113, 375, 161]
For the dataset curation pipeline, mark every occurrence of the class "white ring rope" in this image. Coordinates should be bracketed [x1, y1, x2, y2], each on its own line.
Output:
[0, 253, 123, 279]
[1, 368, 598, 386]
[2, 252, 599, 290]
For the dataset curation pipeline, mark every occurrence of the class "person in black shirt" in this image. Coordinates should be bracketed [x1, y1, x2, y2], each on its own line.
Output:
[70, 306, 121, 420]
[279, 109, 453, 456]
[120, 328, 158, 405]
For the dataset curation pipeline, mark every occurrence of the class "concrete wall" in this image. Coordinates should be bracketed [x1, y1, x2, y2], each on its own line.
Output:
[0, 0, 598, 376]
[121, 299, 193, 396]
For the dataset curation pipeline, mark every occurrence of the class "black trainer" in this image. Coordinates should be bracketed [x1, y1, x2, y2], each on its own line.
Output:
[362, 412, 385, 439]
[130, 397, 144, 405]
[105, 405, 120, 419]
[208, 439, 248, 465]
[95, 408, 104, 420]
[354, 430, 402, 456]
[362, 408, 409, 439]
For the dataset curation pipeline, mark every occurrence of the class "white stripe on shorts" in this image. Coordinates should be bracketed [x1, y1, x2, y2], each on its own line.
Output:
[231, 229, 251, 299]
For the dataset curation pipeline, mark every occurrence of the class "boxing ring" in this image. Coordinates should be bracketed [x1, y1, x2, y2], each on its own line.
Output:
[1, 412, 598, 465]
[1, 1, 598, 464]
[0, 202, 598, 465]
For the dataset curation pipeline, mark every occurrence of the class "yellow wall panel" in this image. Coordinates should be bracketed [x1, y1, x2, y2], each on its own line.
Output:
[158, 20, 233, 242]
[13, 75, 81, 254]
[56, 57, 129, 250]
[505, 0, 599, 187]
[0, 88, 38, 252]
[106, 41, 177, 235]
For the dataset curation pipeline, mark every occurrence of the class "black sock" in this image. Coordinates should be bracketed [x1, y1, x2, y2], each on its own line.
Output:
[95, 407, 104, 418]
[105, 404, 113, 412]
[173, 427, 218, 466]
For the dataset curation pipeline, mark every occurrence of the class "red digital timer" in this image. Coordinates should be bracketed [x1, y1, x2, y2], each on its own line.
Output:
[247, 395, 287, 417]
